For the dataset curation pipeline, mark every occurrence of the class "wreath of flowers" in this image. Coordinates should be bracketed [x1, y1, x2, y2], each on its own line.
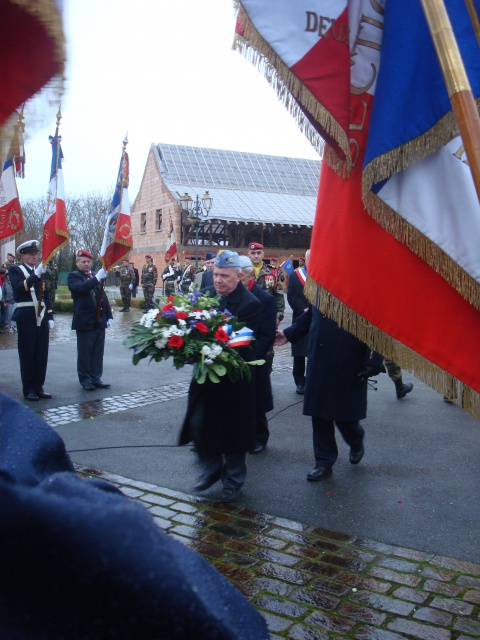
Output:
[124, 290, 263, 383]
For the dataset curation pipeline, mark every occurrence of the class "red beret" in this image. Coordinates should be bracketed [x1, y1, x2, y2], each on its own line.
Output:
[269, 257, 278, 262]
[76, 249, 93, 259]
[129, 262, 134, 265]
[248, 242, 264, 250]
[145, 254, 152, 260]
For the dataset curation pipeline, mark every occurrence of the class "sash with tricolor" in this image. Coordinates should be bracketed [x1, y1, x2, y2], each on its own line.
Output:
[227, 326, 254, 348]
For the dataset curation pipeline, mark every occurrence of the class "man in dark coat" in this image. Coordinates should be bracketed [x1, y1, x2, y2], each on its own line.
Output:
[200, 251, 216, 289]
[0, 391, 269, 640]
[287, 249, 310, 394]
[179, 251, 262, 503]
[276, 304, 384, 481]
[129, 261, 139, 297]
[239, 255, 276, 453]
[9, 239, 54, 401]
[67, 249, 113, 391]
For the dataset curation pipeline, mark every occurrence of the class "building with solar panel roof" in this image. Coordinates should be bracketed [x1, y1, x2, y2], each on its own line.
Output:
[130, 143, 320, 269]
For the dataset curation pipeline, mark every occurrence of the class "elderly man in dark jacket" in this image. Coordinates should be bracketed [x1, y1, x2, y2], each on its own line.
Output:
[179, 251, 262, 502]
[276, 303, 384, 481]
[287, 250, 310, 394]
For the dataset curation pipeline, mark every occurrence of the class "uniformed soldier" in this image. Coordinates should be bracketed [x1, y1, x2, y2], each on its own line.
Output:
[8, 240, 54, 401]
[161, 257, 178, 297]
[44, 259, 58, 302]
[141, 254, 158, 310]
[2, 252, 16, 271]
[116, 258, 134, 312]
[247, 243, 285, 323]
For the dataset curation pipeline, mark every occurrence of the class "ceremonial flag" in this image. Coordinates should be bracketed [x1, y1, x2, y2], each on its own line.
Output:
[42, 115, 68, 264]
[281, 258, 294, 276]
[100, 137, 133, 270]
[234, 0, 480, 419]
[165, 214, 177, 263]
[0, 1, 64, 129]
[0, 121, 24, 240]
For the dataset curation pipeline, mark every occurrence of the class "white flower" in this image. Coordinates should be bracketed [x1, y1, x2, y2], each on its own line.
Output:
[178, 318, 187, 327]
[205, 357, 214, 365]
[201, 345, 211, 356]
[139, 308, 159, 328]
[155, 338, 167, 349]
[211, 344, 223, 357]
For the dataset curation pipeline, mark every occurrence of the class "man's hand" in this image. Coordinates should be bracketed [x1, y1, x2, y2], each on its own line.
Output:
[128, 283, 133, 290]
[96, 268, 107, 281]
[48, 320, 55, 330]
[274, 329, 288, 346]
[106, 319, 113, 328]
[34, 264, 46, 277]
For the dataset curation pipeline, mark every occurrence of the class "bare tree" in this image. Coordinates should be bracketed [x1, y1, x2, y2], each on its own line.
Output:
[18, 190, 113, 271]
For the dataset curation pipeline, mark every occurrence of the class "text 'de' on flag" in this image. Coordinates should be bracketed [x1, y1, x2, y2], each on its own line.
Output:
[42, 113, 69, 263]
[234, 0, 480, 420]
[100, 136, 133, 270]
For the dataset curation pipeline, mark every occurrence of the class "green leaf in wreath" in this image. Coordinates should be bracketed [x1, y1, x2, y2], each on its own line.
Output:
[211, 363, 227, 376]
[207, 369, 220, 383]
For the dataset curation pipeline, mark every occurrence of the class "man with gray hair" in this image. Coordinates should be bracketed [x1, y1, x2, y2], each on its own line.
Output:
[239, 255, 277, 453]
[179, 251, 262, 502]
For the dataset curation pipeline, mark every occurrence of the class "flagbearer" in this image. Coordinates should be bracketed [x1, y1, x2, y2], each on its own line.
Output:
[9, 240, 54, 401]
[68, 249, 113, 391]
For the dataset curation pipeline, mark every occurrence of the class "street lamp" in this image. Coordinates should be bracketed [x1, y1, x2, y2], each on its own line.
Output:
[178, 190, 213, 269]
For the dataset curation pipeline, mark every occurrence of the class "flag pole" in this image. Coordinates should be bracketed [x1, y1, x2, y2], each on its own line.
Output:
[420, 0, 480, 203]
[39, 106, 61, 319]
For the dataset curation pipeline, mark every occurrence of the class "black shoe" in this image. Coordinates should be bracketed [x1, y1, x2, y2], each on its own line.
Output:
[118, 308, 126, 312]
[194, 469, 222, 491]
[307, 466, 332, 481]
[82, 384, 96, 391]
[396, 381, 413, 399]
[296, 384, 305, 395]
[349, 445, 365, 465]
[124, 308, 130, 312]
[93, 382, 111, 389]
[24, 392, 39, 401]
[37, 391, 52, 399]
[249, 443, 266, 454]
[220, 486, 241, 503]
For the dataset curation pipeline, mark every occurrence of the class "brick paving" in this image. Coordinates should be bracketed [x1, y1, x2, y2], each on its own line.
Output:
[78, 466, 480, 640]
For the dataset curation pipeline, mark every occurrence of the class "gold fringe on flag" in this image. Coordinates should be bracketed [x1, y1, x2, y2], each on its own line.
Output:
[233, 3, 348, 169]
[304, 277, 480, 421]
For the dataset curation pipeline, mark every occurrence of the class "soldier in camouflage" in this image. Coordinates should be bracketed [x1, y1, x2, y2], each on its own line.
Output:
[44, 260, 58, 303]
[141, 254, 158, 311]
[116, 258, 134, 312]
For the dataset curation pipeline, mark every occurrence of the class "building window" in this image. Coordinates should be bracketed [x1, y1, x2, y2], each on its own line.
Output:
[156, 209, 162, 231]
[141, 212, 146, 234]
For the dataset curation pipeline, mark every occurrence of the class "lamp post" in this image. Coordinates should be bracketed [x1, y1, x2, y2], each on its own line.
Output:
[178, 191, 213, 269]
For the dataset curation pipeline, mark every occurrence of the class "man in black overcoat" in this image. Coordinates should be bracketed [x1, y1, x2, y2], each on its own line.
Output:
[287, 250, 310, 394]
[9, 240, 54, 401]
[179, 251, 262, 502]
[239, 255, 276, 453]
[276, 302, 384, 481]
[0, 391, 269, 640]
[67, 249, 113, 391]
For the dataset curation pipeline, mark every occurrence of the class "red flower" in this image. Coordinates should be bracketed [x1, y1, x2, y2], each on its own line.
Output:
[167, 296, 174, 302]
[176, 311, 188, 320]
[162, 303, 174, 311]
[215, 328, 230, 343]
[167, 335, 184, 349]
[195, 322, 208, 334]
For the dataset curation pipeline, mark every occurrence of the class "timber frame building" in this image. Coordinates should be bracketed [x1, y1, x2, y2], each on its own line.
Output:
[130, 143, 321, 269]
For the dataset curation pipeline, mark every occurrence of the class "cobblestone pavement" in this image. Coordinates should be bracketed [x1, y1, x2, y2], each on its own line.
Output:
[78, 467, 480, 640]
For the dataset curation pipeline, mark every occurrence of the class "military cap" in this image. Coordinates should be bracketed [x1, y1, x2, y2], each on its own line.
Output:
[76, 249, 93, 259]
[129, 261, 134, 265]
[269, 256, 278, 263]
[238, 255, 253, 269]
[7, 252, 15, 259]
[248, 242, 264, 250]
[214, 250, 241, 268]
[205, 251, 215, 260]
[145, 254, 152, 260]
[17, 240, 40, 254]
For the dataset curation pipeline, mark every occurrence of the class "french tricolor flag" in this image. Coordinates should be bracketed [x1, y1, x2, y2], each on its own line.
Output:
[42, 128, 69, 263]
[0, 129, 23, 240]
[227, 326, 254, 348]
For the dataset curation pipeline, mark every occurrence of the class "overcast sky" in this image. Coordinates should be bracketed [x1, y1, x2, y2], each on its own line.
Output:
[17, 0, 320, 204]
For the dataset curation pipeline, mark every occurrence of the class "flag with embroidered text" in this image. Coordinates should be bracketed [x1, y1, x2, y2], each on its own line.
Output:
[165, 213, 177, 263]
[42, 130, 68, 263]
[234, 0, 480, 419]
[100, 140, 133, 270]
[0, 122, 24, 240]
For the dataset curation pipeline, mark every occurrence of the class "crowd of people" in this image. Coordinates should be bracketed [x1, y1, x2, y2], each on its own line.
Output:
[2, 239, 414, 502]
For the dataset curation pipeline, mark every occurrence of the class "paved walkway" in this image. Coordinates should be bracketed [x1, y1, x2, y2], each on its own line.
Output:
[2, 303, 480, 638]
[80, 466, 480, 640]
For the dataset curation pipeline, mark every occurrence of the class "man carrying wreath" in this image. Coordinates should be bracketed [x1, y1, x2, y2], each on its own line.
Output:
[179, 251, 262, 503]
